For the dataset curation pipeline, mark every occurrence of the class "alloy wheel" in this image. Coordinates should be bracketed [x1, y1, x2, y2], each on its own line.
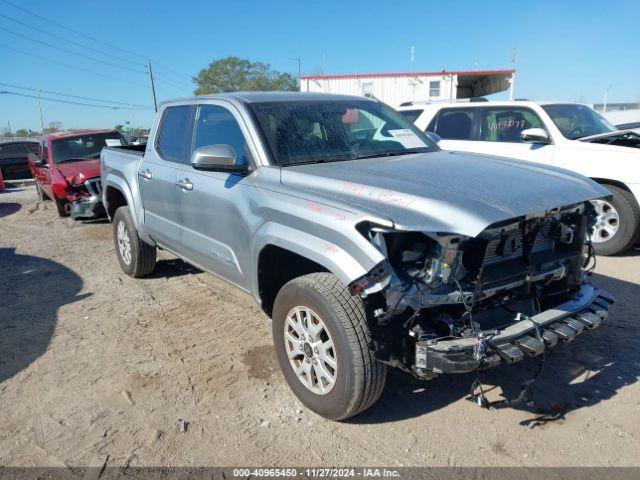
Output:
[590, 199, 620, 243]
[284, 306, 337, 395]
[116, 220, 132, 265]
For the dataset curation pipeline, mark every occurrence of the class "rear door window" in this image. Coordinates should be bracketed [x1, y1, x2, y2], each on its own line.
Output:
[478, 107, 544, 143]
[432, 108, 476, 140]
[0, 143, 23, 157]
[156, 105, 196, 163]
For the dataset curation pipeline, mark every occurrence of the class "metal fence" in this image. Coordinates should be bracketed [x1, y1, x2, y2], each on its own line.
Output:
[0, 136, 41, 143]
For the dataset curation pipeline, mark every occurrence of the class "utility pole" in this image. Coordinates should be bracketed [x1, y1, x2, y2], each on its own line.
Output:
[7, 121, 12, 137]
[410, 45, 415, 72]
[292, 57, 301, 89]
[36, 88, 45, 133]
[603, 84, 612, 113]
[509, 48, 517, 101]
[147, 59, 158, 113]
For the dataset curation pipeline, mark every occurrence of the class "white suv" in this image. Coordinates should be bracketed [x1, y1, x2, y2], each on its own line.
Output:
[398, 100, 640, 255]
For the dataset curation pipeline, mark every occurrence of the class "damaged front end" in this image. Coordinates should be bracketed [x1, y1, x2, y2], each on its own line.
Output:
[350, 202, 614, 379]
[69, 178, 105, 220]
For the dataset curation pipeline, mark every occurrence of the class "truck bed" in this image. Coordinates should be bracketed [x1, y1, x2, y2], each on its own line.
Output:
[100, 144, 147, 221]
[104, 144, 146, 156]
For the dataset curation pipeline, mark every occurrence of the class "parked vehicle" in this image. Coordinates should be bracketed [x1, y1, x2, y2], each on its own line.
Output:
[102, 92, 613, 420]
[28, 130, 125, 219]
[0, 140, 39, 179]
[398, 101, 640, 255]
[616, 121, 640, 135]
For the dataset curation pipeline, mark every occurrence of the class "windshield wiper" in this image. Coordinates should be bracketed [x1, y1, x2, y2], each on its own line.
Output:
[282, 156, 353, 166]
[351, 148, 429, 160]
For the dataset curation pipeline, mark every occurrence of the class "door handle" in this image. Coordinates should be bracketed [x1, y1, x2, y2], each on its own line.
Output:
[138, 169, 152, 180]
[176, 179, 193, 191]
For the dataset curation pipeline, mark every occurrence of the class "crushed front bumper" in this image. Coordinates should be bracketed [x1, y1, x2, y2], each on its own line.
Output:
[415, 283, 614, 376]
[70, 195, 105, 220]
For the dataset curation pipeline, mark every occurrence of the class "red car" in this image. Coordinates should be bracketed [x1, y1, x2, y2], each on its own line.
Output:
[28, 130, 125, 219]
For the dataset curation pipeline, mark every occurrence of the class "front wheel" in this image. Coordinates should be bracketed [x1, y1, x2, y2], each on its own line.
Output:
[272, 272, 386, 420]
[112, 206, 156, 277]
[55, 199, 69, 217]
[590, 185, 640, 256]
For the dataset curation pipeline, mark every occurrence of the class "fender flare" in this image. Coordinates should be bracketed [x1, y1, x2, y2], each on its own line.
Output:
[102, 174, 155, 245]
[250, 222, 383, 302]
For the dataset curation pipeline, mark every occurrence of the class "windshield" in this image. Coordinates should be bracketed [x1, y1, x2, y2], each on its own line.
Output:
[542, 104, 617, 140]
[247, 100, 436, 166]
[52, 132, 124, 164]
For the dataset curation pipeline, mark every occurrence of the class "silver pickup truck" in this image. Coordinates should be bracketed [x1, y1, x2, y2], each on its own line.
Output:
[101, 92, 614, 420]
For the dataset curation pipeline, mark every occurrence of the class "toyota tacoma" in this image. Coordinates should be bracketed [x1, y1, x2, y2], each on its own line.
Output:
[101, 92, 614, 420]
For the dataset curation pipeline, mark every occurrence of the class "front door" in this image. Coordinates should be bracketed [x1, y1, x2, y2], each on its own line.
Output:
[437, 106, 554, 166]
[175, 103, 255, 290]
[138, 104, 195, 249]
[35, 141, 53, 197]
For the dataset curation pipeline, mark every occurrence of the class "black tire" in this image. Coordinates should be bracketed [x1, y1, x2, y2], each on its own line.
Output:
[35, 182, 49, 201]
[272, 272, 386, 420]
[55, 199, 69, 217]
[112, 206, 156, 277]
[592, 185, 640, 256]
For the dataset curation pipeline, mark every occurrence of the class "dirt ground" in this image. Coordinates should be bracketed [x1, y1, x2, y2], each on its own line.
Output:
[1, 184, 639, 468]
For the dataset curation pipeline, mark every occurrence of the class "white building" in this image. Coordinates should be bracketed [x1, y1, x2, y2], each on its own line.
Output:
[300, 69, 515, 107]
[592, 102, 640, 129]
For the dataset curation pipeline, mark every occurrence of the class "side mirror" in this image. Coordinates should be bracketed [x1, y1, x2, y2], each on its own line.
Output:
[424, 131, 442, 145]
[29, 153, 44, 167]
[191, 144, 248, 173]
[521, 128, 550, 145]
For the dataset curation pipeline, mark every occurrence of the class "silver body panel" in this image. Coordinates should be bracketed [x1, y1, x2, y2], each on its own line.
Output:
[100, 92, 610, 307]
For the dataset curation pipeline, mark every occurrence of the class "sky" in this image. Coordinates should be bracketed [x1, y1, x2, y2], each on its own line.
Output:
[1, 0, 638, 132]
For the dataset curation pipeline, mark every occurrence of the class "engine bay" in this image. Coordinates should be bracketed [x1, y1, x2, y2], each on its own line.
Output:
[351, 202, 602, 377]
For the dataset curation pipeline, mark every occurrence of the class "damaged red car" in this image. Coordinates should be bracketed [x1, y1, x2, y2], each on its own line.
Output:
[28, 130, 125, 219]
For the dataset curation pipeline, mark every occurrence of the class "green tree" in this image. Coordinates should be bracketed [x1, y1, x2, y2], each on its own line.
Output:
[193, 56, 298, 95]
[15, 129, 30, 137]
[114, 124, 124, 132]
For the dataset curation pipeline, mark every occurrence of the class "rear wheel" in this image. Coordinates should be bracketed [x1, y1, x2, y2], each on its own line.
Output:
[113, 206, 156, 277]
[590, 185, 640, 256]
[272, 272, 386, 420]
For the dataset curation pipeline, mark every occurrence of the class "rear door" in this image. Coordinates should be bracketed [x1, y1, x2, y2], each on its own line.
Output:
[174, 102, 255, 289]
[428, 107, 478, 151]
[139, 104, 195, 249]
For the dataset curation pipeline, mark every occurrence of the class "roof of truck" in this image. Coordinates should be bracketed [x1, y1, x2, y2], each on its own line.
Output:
[397, 100, 580, 110]
[163, 91, 373, 106]
[43, 129, 120, 141]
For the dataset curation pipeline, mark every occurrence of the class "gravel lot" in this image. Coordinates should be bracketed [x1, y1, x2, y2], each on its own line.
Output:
[1, 185, 639, 468]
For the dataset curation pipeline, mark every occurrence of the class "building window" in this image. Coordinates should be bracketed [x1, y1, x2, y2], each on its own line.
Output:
[362, 82, 374, 98]
[429, 80, 440, 97]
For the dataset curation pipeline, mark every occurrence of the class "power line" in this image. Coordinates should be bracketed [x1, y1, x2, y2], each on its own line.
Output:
[1, 0, 194, 84]
[0, 12, 142, 70]
[0, 90, 150, 110]
[152, 72, 193, 92]
[0, 0, 140, 58]
[151, 61, 194, 85]
[0, 26, 146, 74]
[0, 43, 150, 89]
[0, 81, 152, 109]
